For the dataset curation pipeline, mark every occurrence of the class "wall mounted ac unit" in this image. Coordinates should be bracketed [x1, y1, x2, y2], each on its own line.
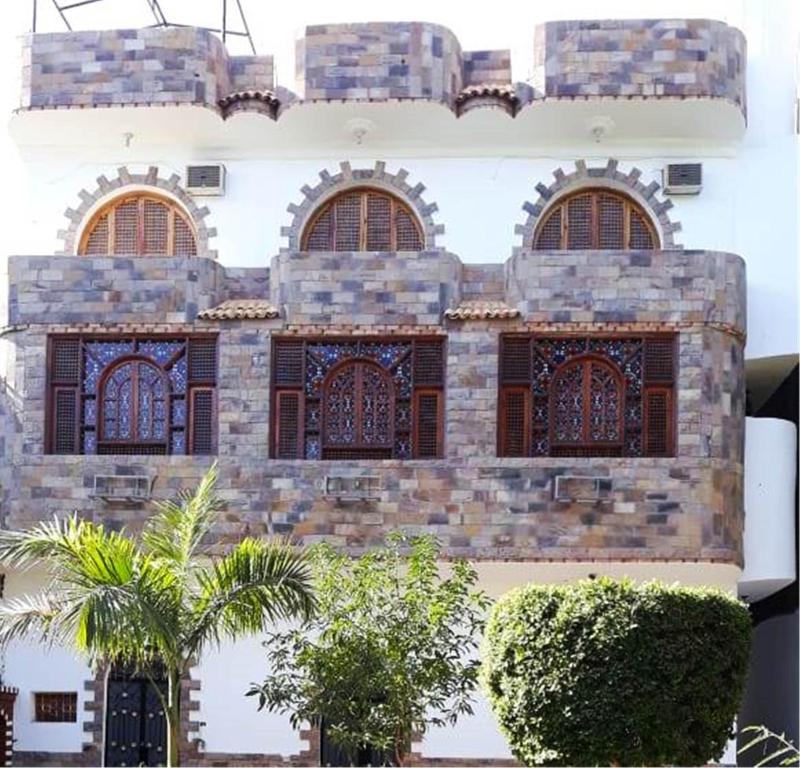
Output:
[554, 475, 612, 503]
[324, 475, 382, 501]
[91, 475, 154, 502]
[185, 164, 226, 196]
[663, 163, 702, 195]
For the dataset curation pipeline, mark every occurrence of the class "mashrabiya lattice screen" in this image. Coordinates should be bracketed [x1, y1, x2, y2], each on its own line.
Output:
[79, 193, 198, 256]
[533, 188, 658, 250]
[302, 188, 424, 251]
[47, 335, 217, 455]
[498, 334, 676, 457]
[272, 337, 444, 459]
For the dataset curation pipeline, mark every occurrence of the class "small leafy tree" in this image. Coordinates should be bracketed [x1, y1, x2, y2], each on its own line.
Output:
[481, 577, 752, 767]
[248, 533, 490, 766]
[0, 464, 315, 767]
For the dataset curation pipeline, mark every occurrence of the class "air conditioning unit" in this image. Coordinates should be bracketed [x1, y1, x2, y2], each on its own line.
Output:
[663, 163, 702, 195]
[185, 164, 226, 196]
[324, 475, 382, 501]
[91, 475, 154, 502]
[554, 475, 612, 503]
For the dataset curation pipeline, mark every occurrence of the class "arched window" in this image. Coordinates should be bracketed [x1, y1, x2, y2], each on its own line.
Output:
[550, 357, 623, 450]
[99, 359, 168, 452]
[533, 188, 658, 250]
[302, 188, 424, 251]
[498, 334, 676, 458]
[79, 193, 198, 256]
[323, 360, 395, 459]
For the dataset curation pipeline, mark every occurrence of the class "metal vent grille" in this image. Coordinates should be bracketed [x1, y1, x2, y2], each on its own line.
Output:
[664, 163, 702, 194]
[185, 164, 225, 195]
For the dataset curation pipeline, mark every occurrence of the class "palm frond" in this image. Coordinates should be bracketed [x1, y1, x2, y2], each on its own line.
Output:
[188, 538, 315, 656]
[0, 592, 64, 647]
[0, 514, 96, 571]
[739, 726, 800, 767]
[142, 462, 223, 571]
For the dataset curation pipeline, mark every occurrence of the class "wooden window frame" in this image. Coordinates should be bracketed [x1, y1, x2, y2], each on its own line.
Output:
[78, 192, 198, 256]
[300, 187, 424, 251]
[533, 188, 659, 250]
[34, 692, 78, 723]
[498, 333, 676, 458]
[45, 334, 218, 456]
[271, 335, 445, 460]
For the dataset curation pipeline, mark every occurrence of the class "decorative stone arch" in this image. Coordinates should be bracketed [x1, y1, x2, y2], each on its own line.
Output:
[515, 159, 682, 251]
[281, 161, 445, 251]
[57, 166, 217, 258]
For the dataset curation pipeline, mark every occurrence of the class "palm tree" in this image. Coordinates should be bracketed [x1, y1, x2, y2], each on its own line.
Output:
[0, 463, 315, 767]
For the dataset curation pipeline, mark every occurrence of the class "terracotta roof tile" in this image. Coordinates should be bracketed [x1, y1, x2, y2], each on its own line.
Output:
[444, 300, 520, 320]
[198, 299, 280, 321]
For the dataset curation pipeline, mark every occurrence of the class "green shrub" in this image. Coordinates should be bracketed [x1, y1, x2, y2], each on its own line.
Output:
[481, 577, 752, 766]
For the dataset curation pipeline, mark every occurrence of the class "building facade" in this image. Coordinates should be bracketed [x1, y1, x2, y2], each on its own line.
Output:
[0, 5, 797, 766]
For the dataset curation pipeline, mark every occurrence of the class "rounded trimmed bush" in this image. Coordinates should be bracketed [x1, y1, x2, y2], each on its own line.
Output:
[481, 578, 752, 766]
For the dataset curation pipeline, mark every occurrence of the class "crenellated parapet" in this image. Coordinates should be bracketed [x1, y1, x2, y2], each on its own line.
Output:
[18, 18, 747, 121]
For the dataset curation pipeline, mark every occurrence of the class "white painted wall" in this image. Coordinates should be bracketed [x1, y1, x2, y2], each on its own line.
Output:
[740, 417, 798, 600]
[192, 634, 306, 757]
[2, 570, 92, 754]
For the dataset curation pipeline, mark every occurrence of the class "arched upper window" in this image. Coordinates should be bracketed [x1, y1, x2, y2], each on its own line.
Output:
[79, 193, 198, 256]
[533, 188, 658, 250]
[302, 188, 424, 251]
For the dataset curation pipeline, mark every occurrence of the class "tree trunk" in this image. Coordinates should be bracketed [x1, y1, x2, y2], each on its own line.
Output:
[167, 670, 181, 767]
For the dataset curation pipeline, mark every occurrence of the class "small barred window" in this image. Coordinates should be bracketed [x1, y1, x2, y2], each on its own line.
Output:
[272, 337, 444, 459]
[302, 188, 424, 251]
[35, 692, 77, 723]
[46, 335, 217, 455]
[79, 193, 197, 256]
[533, 188, 658, 250]
[498, 334, 676, 457]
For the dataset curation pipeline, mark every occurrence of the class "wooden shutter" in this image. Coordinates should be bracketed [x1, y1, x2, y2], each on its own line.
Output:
[113, 198, 139, 254]
[83, 213, 110, 254]
[305, 206, 334, 251]
[274, 341, 304, 386]
[52, 388, 78, 454]
[644, 388, 672, 456]
[414, 390, 442, 458]
[644, 336, 676, 383]
[365, 193, 392, 251]
[174, 213, 197, 256]
[500, 337, 531, 384]
[396, 206, 423, 250]
[275, 391, 302, 459]
[190, 388, 215, 454]
[188, 338, 217, 383]
[413, 340, 444, 386]
[50, 338, 80, 384]
[535, 207, 562, 249]
[597, 193, 625, 249]
[629, 208, 655, 249]
[566, 194, 593, 249]
[499, 387, 530, 457]
[334, 193, 362, 251]
[143, 198, 169, 255]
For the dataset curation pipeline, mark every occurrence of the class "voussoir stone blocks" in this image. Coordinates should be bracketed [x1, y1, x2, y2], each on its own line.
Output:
[533, 18, 746, 116]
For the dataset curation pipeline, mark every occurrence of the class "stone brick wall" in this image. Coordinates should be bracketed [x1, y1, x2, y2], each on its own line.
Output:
[20, 27, 274, 110]
[19, 19, 747, 117]
[1, 248, 746, 565]
[533, 19, 746, 112]
[296, 22, 464, 103]
[271, 250, 461, 326]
